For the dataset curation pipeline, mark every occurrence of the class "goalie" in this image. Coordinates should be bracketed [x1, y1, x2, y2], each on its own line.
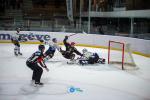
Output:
[78, 48, 105, 65]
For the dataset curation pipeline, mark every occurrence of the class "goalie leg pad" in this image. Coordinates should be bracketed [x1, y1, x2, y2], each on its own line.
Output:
[98, 58, 105, 64]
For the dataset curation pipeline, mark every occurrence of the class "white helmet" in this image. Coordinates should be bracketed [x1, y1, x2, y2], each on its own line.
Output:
[82, 48, 87, 53]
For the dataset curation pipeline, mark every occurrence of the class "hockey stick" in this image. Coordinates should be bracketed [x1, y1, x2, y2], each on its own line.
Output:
[68, 33, 78, 37]
[68, 30, 87, 37]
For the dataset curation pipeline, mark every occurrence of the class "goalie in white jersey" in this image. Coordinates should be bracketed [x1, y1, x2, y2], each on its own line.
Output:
[78, 48, 105, 65]
[11, 28, 27, 56]
[44, 38, 61, 62]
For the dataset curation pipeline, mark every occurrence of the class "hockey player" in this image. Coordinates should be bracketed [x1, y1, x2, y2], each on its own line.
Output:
[11, 28, 27, 56]
[44, 38, 61, 62]
[79, 48, 105, 65]
[60, 36, 82, 60]
[26, 44, 49, 86]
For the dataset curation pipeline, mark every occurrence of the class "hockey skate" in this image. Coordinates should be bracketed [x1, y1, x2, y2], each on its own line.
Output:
[34, 82, 44, 87]
[18, 52, 22, 56]
[14, 52, 18, 56]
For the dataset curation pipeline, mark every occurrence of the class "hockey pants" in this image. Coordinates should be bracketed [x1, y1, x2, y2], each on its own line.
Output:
[12, 40, 21, 55]
[26, 61, 43, 83]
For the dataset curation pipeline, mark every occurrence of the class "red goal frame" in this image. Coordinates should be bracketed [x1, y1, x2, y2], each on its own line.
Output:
[108, 40, 125, 70]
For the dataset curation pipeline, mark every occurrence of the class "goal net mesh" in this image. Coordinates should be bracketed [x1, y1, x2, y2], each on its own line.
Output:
[108, 41, 138, 70]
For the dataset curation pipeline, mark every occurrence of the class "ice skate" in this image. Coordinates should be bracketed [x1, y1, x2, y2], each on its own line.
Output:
[18, 52, 22, 56]
[34, 82, 44, 87]
[14, 52, 18, 56]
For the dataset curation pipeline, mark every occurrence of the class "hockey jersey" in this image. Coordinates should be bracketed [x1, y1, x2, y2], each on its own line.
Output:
[11, 32, 20, 41]
[27, 51, 44, 63]
[82, 51, 94, 60]
[45, 40, 61, 52]
[63, 37, 82, 56]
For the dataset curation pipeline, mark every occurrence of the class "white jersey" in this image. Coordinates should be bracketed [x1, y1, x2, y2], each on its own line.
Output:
[11, 32, 20, 41]
[45, 40, 61, 51]
[82, 51, 93, 60]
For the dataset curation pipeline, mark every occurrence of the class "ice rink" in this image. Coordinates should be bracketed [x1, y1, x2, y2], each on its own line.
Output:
[0, 43, 150, 100]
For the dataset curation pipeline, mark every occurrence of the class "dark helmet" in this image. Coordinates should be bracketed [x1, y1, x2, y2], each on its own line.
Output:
[52, 38, 57, 43]
[16, 27, 20, 31]
[38, 44, 45, 51]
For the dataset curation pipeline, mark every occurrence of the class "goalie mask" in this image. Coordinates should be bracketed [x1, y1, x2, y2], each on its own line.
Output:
[82, 48, 88, 53]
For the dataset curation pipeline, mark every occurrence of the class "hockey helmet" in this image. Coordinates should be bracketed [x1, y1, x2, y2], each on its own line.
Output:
[52, 38, 57, 43]
[38, 44, 45, 51]
[16, 27, 20, 31]
[70, 42, 75, 46]
[82, 48, 87, 53]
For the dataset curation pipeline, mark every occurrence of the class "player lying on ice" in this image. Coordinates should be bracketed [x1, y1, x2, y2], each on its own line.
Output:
[77, 48, 105, 65]
[59, 35, 105, 65]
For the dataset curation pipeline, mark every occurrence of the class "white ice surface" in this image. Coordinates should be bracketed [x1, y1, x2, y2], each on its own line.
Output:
[0, 44, 150, 100]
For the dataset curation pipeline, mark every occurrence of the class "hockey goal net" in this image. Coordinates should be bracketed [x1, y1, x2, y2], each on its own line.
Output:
[108, 40, 137, 70]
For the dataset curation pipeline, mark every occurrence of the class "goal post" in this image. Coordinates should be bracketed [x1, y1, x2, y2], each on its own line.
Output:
[108, 40, 137, 70]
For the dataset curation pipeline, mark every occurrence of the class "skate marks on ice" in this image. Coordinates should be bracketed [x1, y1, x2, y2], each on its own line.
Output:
[0, 55, 27, 60]
[20, 84, 39, 95]
[0, 81, 70, 96]
[20, 83, 69, 95]
[65, 62, 119, 71]
[46, 60, 63, 64]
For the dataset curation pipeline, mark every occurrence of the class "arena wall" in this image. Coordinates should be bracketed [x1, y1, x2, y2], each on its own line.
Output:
[0, 31, 149, 57]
